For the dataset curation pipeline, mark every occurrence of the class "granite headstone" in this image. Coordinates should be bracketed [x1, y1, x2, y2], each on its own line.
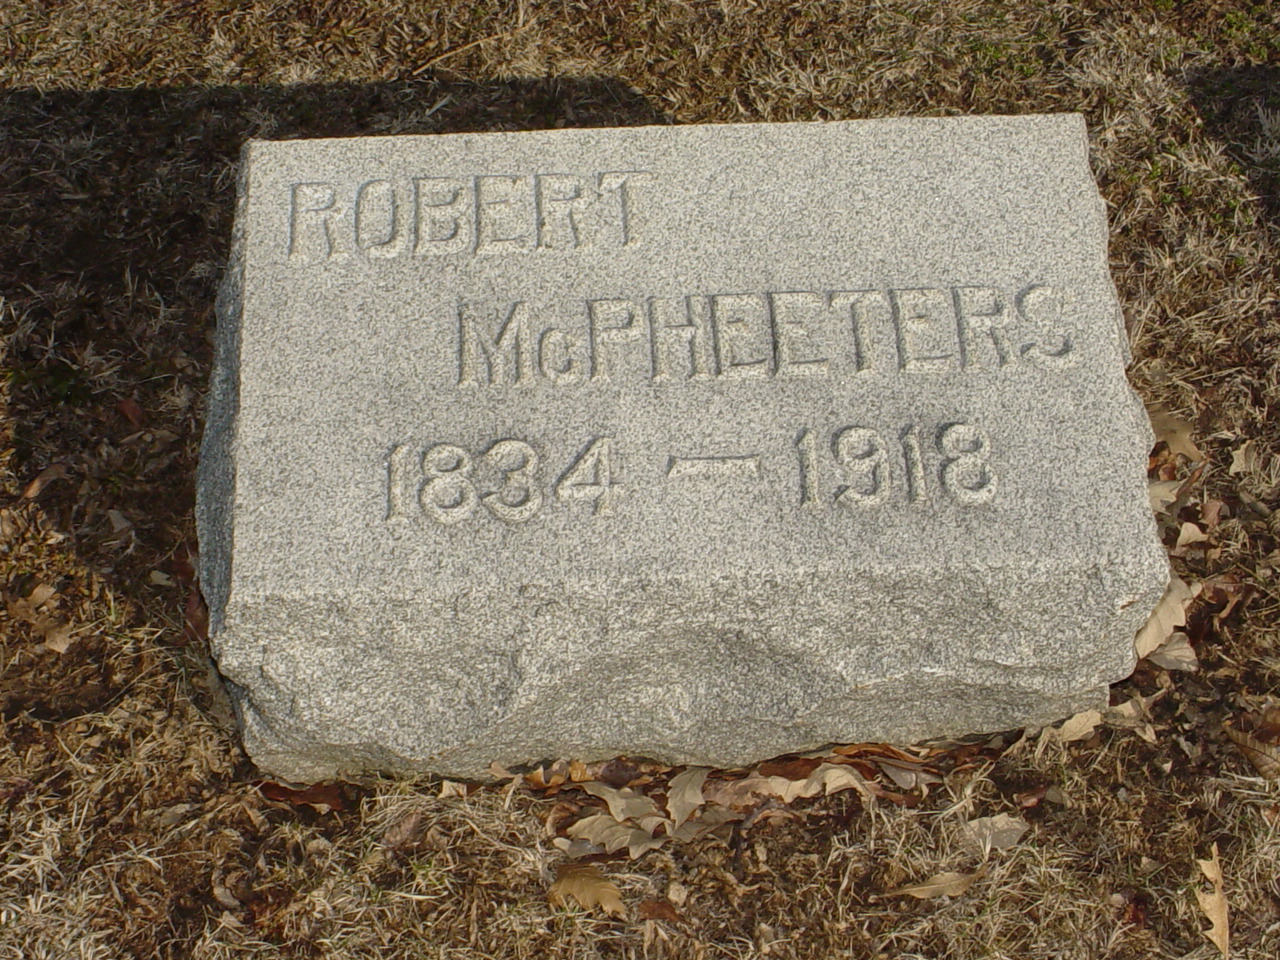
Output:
[198, 115, 1168, 781]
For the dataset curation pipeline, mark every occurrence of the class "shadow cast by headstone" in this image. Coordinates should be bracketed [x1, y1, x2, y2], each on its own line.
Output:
[0, 77, 670, 722]
[1185, 65, 1280, 229]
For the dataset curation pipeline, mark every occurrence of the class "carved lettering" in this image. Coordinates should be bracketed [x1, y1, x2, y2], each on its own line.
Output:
[475, 175, 534, 253]
[444, 285, 1080, 388]
[666, 455, 761, 480]
[287, 170, 651, 262]
[938, 422, 997, 504]
[413, 177, 470, 255]
[288, 182, 343, 261]
[832, 427, 890, 505]
[385, 422, 998, 531]
[795, 421, 998, 508]
[480, 439, 542, 522]
[596, 171, 651, 246]
[711, 294, 771, 379]
[385, 443, 421, 520]
[649, 296, 712, 382]
[829, 290, 888, 373]
[420, 443, 479, 524]
[556, 438, 625, 515]
[770, 291, 831, 378]
[354, 179, 406, 258]
[890, 288, 959, 373]
[538, 327, 584, 384]
[457, 301, 533, 386]
[535, 174, 588, 249]
[389, 439, 547, 525]
[1017, 284, 1075, 365]
[954, 286, 1014, 367]
[589, 299, 645, 381]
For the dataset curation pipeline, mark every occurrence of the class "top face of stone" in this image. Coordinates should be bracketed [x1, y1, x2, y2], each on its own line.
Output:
[220, 115, 1152, 598]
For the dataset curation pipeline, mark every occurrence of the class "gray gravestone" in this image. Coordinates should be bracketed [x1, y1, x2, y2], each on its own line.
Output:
[198, 115, 1168, 782]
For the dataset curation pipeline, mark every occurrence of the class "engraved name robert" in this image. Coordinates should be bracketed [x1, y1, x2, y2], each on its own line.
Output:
[286, 171, 650, 261]
[455, 284, 1074, 387]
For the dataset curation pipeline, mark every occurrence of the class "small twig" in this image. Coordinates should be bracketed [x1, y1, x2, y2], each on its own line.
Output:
[412, 31, 516, 76]
[730, 799, 780, 875]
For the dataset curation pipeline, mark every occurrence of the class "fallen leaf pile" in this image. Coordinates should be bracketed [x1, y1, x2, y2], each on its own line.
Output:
[1056, 691, 1173, 746]
[1140, 405, 1258, 682]
[505, 739, 1007, 868]
[4, 583, 75, 653]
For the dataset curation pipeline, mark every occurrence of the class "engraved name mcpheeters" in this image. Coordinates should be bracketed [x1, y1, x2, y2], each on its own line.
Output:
[455, 285, 1073, 387]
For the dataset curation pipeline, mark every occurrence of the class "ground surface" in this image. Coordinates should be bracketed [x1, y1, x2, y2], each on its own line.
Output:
[1, 2, 1278, 958]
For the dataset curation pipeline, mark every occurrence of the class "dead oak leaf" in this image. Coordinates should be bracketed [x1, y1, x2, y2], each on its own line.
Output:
[1149, 479, 1182, 513]
[381, 811, 424, 850]
[548, 863, 626, 919]
[22, 462, 70, 499]
[1200, 499, 1226, 530]
[581, 782, 659, 822]
[1135, 575, 1199, 659]
[702, 763, 872, 809]
[6, 583, 57, 621]
[831, 742, 921, 762]
[1173, 521, 1209, 554]
[1224, 716, 1280, 780]
[1201, 577, 1252, 624]
[963, 813, 1029, 856]
[6, 585, 76, 653]
[565, 813, 667, 859]
[1147, 632, 1198, 672]
[1107, 696, 1159, 744]
[1057, 709, 1103, 743]
[437, 780, 468, 799]
[525, 760, 573, 791]
[1147, 404, 1205, 461]
[885, 870, 982, 900]
[664, 767, 709, 828]
[669, 804, 742, 843]
[117, 396, 146, 428]
[257, 780, 347, 812]
[1195, 842, 1230, 957]
[1229, 440, 1259, 476]
[183, 588, 209, 645]
[40, 622, 75, 654]
[875, 758, 943, 792]
[638, 898, 684, 923]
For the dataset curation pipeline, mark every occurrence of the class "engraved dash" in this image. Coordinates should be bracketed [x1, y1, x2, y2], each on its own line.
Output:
[666, 455, 762, 480]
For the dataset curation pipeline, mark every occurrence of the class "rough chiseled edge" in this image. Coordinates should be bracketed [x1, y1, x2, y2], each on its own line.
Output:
[215, 542, 1169, 783]
[1067, 114, 1136, 366]
[235, 678, 1115, 784]
[197, 143, 253, 643]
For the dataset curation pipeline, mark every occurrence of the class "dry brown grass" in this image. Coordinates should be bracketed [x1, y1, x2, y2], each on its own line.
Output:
[2, 1, 1279, 957]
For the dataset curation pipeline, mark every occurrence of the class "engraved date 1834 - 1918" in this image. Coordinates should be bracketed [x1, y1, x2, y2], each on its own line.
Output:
[385, 422, 996, 526]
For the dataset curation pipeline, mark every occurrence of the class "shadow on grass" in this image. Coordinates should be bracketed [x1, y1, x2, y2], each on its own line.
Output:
[1186, 64, 1280, 228]
[0, 77, 670, 722]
